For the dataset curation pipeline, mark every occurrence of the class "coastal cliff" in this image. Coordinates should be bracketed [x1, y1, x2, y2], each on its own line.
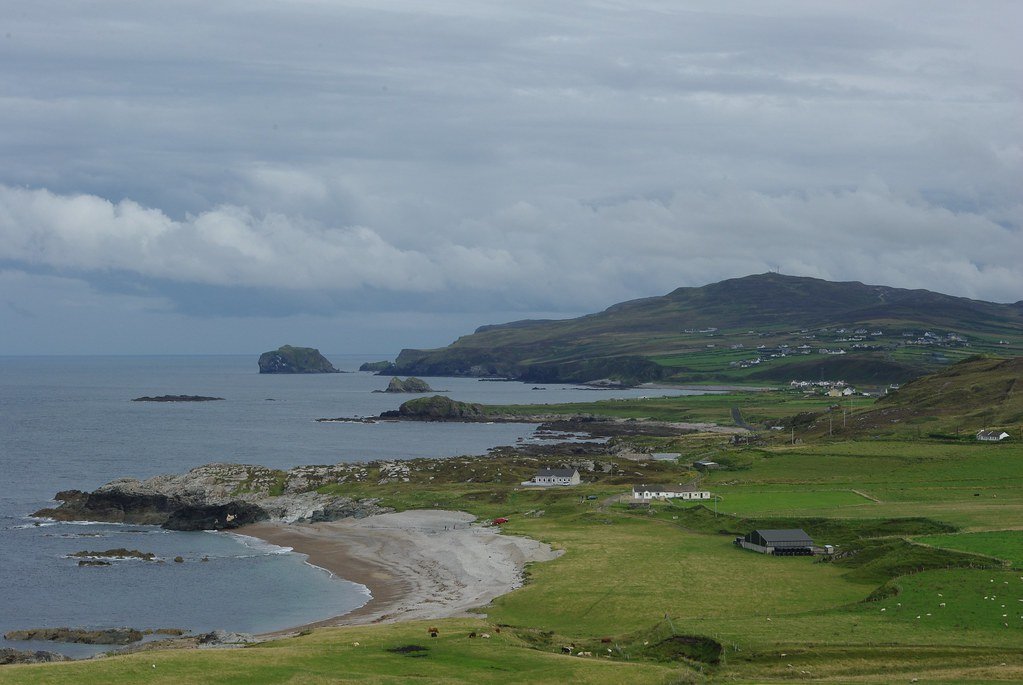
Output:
[258, 345, 340, 374]
[34, 463, 390, 530]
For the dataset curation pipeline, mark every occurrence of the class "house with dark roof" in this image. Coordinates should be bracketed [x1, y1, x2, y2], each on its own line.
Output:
[525, 467, 580, 487]
[632, 484, 710, 501]
[737, 529, 814, 555]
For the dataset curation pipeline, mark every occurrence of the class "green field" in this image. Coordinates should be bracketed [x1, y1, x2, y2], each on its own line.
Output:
[915, 531, 1023, 568]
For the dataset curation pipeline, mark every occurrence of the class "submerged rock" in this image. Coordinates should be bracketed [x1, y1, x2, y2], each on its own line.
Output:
[4, 627, 144, 645]
[132, 395, 224, 402]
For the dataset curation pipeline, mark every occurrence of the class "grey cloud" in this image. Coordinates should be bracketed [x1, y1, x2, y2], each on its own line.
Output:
[0, 1, 1020, 352]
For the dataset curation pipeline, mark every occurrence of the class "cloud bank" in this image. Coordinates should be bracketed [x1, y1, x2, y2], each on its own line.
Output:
[0, 1, 1020, 352]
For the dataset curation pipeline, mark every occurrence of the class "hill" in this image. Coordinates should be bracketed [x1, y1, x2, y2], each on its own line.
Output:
[841, 355, 1023, 438]
[390, 273, 1023, 385]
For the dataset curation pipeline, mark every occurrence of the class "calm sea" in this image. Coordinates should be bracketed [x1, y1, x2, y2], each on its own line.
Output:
[0, 355, 700, 656]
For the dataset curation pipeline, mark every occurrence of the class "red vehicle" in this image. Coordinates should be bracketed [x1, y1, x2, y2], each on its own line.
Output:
[491, 517, 509, 525]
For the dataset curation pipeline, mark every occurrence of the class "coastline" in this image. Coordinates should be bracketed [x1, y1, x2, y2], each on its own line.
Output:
[238, 510, 561, 634]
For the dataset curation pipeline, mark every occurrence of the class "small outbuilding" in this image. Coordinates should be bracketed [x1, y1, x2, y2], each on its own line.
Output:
[737, 529, 814, 556]
[693, 458, 720, 471]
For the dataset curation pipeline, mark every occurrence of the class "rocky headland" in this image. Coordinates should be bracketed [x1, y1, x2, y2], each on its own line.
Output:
[257, 345, 340, 374]
[34, 463, 391, 530]
[359, 360, 395, 373]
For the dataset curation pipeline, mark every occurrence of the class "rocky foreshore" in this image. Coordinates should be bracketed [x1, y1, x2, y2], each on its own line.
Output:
[34, 463, 392, 530]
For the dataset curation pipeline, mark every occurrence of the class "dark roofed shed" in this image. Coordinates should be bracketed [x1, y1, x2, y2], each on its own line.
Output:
[744, 529, 814, 549]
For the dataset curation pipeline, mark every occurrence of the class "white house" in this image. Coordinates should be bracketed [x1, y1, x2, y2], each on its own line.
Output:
[977, 430, 1011, 442]
[526, 468, 581, 486]
[632, 484, 711, 501]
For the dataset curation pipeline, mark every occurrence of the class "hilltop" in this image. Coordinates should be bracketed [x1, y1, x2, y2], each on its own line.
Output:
[391, 273, 1023, 385]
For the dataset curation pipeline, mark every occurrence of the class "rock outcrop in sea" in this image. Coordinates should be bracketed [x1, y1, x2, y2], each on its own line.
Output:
[382, 395, 487, 421]
[257, 345, 340, 374]
[382, 376, 434, 393]
[34, 463, 391, 530]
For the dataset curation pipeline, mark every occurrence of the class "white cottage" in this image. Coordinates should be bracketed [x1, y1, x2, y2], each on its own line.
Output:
[526, 468, 581, 487]
[632, 484, 711, 501]
[977, 429, 1011, 442]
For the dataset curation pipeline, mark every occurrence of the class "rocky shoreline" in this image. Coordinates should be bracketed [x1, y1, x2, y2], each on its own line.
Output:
[34, 463, 391, 531]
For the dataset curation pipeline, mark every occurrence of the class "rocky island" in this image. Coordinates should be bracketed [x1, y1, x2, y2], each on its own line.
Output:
[257, 345, 340, 374]
[380, 376, 435, 393]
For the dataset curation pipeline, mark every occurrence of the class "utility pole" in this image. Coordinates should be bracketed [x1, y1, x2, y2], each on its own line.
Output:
[829, 414, 833, 436]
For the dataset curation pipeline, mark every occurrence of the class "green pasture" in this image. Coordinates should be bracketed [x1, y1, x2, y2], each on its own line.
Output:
[488, 390, 867, 426]
[915, 531, 1023, 568]
[0, 619, 684, 685]
[708, 488, 874, 516]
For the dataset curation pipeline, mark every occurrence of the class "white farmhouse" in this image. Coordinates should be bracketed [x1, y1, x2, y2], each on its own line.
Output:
[632, 484, 711, 501]
[977, 429, 1011, 442]
[525, 468, 581, 487]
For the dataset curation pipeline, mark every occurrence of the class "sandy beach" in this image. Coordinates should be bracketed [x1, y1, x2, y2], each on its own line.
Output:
[239, 510, 561, 632]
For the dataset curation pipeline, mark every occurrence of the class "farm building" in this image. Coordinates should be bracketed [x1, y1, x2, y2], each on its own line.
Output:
[632, 484, 710, 501]
[693, 458, 720, 470]
[737, 529, 814, 556]
[976, 429, 1011, 442]
[524, 468, 580, 487]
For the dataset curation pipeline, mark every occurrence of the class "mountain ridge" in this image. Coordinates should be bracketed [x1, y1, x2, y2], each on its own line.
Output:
[391, 273, 1023, 385]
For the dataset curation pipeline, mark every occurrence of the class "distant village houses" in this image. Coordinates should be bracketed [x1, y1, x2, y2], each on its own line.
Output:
[632, 484, 711, 501]
[525, 468, 581, 487]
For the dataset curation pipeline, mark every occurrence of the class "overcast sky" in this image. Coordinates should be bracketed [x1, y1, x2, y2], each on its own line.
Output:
[1, 1, 1020, 355]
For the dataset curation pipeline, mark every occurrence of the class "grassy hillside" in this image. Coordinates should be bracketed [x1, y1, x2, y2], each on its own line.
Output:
[390, 273, 1023, 385]
[839, 356, 1023, 439]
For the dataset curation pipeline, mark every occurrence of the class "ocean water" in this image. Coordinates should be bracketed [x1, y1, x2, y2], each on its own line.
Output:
[0, 355, 702, 656]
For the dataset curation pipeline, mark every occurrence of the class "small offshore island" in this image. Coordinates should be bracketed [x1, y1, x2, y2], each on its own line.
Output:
[257, 345, 340, 374]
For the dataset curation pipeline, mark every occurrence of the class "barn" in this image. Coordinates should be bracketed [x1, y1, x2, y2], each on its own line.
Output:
[738, 529, 814, 556]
